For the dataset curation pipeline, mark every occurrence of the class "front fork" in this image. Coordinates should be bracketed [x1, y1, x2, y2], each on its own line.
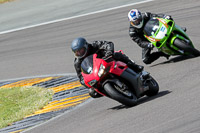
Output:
[140, 71, 151, 91]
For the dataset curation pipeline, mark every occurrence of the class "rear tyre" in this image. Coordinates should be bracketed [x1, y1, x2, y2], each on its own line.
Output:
[145, 76, 159, 97]
[104, 83, 137, 107]
[174, 38, 200, 57]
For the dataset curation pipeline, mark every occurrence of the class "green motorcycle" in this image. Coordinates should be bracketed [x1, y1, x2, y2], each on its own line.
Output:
[143, 17, 200, 56]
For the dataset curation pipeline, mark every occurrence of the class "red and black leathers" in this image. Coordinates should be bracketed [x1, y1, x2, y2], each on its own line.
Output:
[74, 40, 114, 87]
[74, 40, 143, 97]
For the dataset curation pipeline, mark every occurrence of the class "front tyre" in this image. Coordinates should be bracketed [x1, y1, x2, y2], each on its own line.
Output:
[145, 76, 159, 97]
[174, 38, 200, 57]
[104, 83, 137, 107]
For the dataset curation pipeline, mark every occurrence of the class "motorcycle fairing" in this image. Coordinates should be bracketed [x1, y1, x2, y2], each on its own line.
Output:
[144, 17, 194, 55]
[120, 68, 145, 98]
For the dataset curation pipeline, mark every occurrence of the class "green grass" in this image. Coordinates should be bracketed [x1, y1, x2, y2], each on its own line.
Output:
[0, 86, 53, 129]
[0, 0, 14, 4]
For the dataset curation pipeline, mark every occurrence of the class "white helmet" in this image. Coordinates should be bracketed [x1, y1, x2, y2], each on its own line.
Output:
[128, 9, 144, 29]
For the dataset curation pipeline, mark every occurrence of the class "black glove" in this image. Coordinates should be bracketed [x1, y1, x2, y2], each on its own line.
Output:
[164, 15, 173, 20]
[105, 51, 113, 58]
[147, 43, 154, 50]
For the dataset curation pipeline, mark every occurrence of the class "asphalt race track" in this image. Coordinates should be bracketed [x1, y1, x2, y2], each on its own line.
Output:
[0, 0, 200, 133]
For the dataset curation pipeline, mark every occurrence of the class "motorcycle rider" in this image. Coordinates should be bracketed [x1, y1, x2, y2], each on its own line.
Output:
[128, 9, 186, 64]
[71, 37, 144, 98]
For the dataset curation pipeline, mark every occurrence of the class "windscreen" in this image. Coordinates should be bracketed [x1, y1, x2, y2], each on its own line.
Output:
[81, 55, 93, 74]
[144, 18, 159, 36]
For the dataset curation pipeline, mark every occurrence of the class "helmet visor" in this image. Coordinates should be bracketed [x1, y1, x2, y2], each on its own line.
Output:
[130, 15, 143, 28]
[75, 47, 87, 58]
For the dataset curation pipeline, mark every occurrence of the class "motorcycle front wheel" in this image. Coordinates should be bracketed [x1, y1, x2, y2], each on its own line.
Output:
[103, 83, 137, 107]
[174, 38, 200, 57]
[145, 76, 159, 97]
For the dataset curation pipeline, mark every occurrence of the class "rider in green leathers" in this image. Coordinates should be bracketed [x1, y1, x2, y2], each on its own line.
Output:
[128, 9, 186, 64]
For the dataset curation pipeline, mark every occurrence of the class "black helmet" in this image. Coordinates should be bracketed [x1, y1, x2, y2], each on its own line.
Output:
[71, 37, 88, 58]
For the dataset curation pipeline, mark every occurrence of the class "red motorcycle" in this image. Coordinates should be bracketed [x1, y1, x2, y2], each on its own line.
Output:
[81, 51, 159, 106]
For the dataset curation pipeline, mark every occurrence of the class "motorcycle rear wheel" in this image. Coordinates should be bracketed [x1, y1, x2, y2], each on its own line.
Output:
[104, 83, 137, 107]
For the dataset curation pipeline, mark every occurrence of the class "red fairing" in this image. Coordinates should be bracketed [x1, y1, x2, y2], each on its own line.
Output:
[109, 61, 127, 76]
[81, 54, 101, 88]
[115, 50, 124, 54]
[81, 51, 127, 89]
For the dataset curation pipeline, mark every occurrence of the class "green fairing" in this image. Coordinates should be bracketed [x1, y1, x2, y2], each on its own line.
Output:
[143, 17, 195, 56]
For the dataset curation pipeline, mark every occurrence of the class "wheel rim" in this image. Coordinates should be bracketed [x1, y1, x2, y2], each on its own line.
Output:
[114, 84, 133, 98]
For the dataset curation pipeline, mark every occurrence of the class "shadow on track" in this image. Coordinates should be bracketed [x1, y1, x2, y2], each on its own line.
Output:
[108, 90, 171, 110]
[138, 90, 171, 105]
[150, 55, 196, 67]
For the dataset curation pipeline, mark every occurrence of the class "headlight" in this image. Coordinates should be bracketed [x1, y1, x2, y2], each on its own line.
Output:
[98, 64, 105, 77]
[88, 80, 97, 86]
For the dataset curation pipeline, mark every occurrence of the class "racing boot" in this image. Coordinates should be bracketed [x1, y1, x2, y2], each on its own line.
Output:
[162, 54, 170, 60]
[160, 52, 170, 60]
[89, 88, 103, 98]
[127, 61, 144, 73]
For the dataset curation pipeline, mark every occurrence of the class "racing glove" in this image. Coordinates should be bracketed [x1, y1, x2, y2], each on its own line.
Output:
[147, 43, 154, 50]
[164, 15, 173, 20]
[105, 51, 113, 58]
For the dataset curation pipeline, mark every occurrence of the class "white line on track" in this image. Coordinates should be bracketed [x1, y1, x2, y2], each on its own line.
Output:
[0, 0, 154, 35]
